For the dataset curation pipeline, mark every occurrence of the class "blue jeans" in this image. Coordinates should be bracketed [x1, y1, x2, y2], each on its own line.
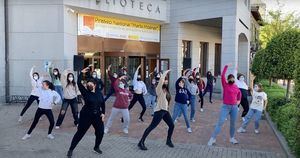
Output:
[147, 95, 157, 115]
[172, 102, 190, 128]
[54, 85, 63, 101]
[211, 104, 238, 138]
[241, 108, 262, 130]
[189, 95, 196, 120]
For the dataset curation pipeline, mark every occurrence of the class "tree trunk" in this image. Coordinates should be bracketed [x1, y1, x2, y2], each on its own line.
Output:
[286, 79, 291, 100]
[269, 78, 272, 86]
[283, 79, 286, 86]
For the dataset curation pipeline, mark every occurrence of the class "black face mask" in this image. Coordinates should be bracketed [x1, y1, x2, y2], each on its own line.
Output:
[137, 78, 142, 81]
[87, 85, 94, 91]
[189, 79, 194, 82]
[228, 80, 235, 84]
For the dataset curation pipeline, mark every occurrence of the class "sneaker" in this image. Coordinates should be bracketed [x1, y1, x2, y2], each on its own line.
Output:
[242, 117, 245, 122]
[55, 126, 60, 129]
[18, 116, 23, 122]
[138, 117, 144, 122]
[138, 141, 147, 150]
[254, 129, 259, 134]
[187, 128, 192, 133]
[230, 137, 238, 144]
[47, 134, 55, 139]
[237, 127, 246, 133]
[200, 108, 204, 112]
[166, 140, 174, 148]
[209, 101, 213, 104]
[104, 128, 109, 134]
[207, 137, 216, 146]
[191, 119, 196, 123]
[67, 150, 73, 158]
[93, 147, 102, 154]
[123, 128, 129, 134]
[22, 134, 31, 140]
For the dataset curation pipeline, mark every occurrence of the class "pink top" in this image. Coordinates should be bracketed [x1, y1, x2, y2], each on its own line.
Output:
[221, 65, 241, 105]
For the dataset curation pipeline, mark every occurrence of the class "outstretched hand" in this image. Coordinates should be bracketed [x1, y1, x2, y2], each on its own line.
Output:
[137, 64, 141, 70]
[81, 67, 90, 73]
[108, 64, 112, 70]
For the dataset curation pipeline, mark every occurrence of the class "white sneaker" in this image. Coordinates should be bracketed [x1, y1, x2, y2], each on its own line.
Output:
[104, 128, 109, 134]
[47, 134, 55, 140]
[191, 119, 196, 123]
[22, 134, 31, 140]
[237, 127, 246, 133]
[207, 137, 216, 146]
[254, 129, 259, 134]
[200, 108, 204, 112]
[187, 128, 192, 133]
[18, 116, 23, 122]
[230, 137, 238, 144]
[242, 117, 245, 122]
[123, 128, 129, 134]
[55, 126, 60, 129]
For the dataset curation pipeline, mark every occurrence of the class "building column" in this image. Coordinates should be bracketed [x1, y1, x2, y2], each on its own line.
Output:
[0, 0, 5, 102]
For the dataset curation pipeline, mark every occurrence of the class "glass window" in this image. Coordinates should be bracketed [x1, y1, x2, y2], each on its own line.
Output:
[200, 42, 209, 77]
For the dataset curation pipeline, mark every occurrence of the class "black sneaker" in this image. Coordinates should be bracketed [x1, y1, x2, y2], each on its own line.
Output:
[138, 141, 147, 150]
[67, 150, 73, 158]
[166, 140, 174, 148]
[93, 147, 102, 154]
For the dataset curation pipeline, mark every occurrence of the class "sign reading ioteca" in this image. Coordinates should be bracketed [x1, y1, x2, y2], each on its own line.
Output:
[65, 0, 167, 22]
[78, 14, 160, 42]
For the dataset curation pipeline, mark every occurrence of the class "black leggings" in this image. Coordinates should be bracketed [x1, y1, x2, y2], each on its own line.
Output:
[27, 108, 54, 135]
[199, 90, 204, 108]
[240, 97, 249, 117]
[56, 98, 79, 126]
[140, 110, 174, 142]
[128, 93, 146, 119]
[20, 95, 39, 116]
[203, 85, 213, 102]
[69, 108, 104, 151]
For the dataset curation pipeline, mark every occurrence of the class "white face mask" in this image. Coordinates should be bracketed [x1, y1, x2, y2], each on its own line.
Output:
[113, 74, 118, 78]
[33, 75, 39, 80]
[92, 74, 97, 78]
[53, 72, 58, 75]
[254, 86, 259, 92]
[68, 77, 74, 81]
[124, 71, 127, 75]
[119, 83, 125, 89]
[239, 76, 245, 82]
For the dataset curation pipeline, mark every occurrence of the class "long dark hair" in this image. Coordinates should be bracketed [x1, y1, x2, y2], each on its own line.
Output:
[162, 84, 171, 103]
[66, 73, 76, 87]
[43, 80, 55, 91]
[53, 68, 61, 80]
[206, 71, 212, 77]
[32, 72, 40, 79]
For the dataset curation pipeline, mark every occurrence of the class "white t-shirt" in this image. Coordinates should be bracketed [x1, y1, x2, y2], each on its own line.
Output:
[250, 91, 267, 111]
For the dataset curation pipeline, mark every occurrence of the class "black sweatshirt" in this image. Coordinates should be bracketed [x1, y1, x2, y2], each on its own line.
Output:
[77, 73, 105, 115]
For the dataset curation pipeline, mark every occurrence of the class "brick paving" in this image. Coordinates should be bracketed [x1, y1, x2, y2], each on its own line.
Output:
[0, 94, 286, 158]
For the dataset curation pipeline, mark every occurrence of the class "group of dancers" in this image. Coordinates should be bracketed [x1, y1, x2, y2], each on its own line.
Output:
[18, 62, 267, 157]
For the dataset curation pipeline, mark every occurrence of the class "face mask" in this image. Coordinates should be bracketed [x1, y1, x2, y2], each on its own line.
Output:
[92, 74, 97, 78]
[113, 74, 118, 78]
[189, 79, 194, 82]
[33, 75, 39, 80]
[196, 76, 200, 79]
[68, 77, 73, 81]
[239, 76, 245, 82]
[254, 86, 259, 92]
[152, 81, 156, 84]
[228, 79, 235, 84]
[124, 71, 127, 75]
[53, 72, 58, 75]
[119, 83, 125, 89]
[87, 85, 94, 91]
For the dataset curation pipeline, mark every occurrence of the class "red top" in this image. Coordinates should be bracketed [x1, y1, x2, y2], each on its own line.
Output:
[221, 65, 241, 105]
[113, 79, 132, 109]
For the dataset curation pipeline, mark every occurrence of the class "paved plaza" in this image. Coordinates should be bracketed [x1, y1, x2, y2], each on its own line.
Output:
[0, 95, 286, 158]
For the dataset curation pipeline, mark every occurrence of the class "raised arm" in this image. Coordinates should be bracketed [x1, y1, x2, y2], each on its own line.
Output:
[107, 65, 113, 81]
[156, 70, 170, 94]
[132, 65, 141, 85]
[29, 66, 35, 79]
[221, 65, 229, 87]
[77, 67, 89, 96]
[175, 77, 182, 91]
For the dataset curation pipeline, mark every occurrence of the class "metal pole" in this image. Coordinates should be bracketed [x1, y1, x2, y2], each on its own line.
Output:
[4, 0, 9, 103]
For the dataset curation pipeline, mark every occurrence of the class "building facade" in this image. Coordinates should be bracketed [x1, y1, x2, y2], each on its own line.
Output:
[0, 0, 259, 102]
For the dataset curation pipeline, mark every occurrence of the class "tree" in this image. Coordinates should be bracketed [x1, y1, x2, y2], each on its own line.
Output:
[264, 29, 300, 99]
[259, 8, 300, 49]
[251, 49, 274, 85]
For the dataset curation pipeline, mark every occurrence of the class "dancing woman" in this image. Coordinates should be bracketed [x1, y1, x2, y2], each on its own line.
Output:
[67, 67, 105, 157]
[19, 66, 43, 122]
[138, 70, 174, 150]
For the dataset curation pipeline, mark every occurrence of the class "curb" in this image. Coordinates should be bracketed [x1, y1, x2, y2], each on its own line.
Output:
[265, 112, 295, 158]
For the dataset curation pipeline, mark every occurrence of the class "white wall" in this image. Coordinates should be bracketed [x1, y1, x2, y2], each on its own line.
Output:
[8, 0, 65, 95]
[0, 0, 5, 102]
